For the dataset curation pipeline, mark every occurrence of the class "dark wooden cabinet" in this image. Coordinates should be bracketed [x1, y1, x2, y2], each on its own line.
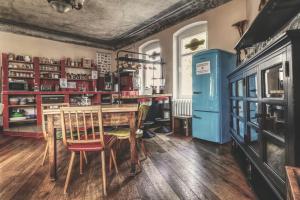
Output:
[229, 30, 300, 199]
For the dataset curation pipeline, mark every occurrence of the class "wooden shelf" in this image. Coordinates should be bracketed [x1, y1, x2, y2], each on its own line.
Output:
[8, 76, 34, 79]
[67, 79, 93, 81]
[65, 66, 92, 70]
[39, 63, 60, 66]
[9, 119, 37, 123]
[40, 70, 60, 73]
[116, 56, 165, 64]
[8, 68, 34, 72]
[8, 104, 36, 108]
[40, 78, 60, 80]
[8, 60, 33, 64]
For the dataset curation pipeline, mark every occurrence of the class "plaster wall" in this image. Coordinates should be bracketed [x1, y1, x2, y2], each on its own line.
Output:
[122, 0, 254, 93]
[0, 0, 261, 94]
[0, 31, 113, 64]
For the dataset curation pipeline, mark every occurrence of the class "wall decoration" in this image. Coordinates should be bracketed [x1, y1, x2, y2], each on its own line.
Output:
[92, 70, 98, 80]
[185, 38, 205, 51]
[96, 52, 112, 74]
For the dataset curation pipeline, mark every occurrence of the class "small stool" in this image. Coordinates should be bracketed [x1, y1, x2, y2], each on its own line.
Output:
[172, 116, 192, 136]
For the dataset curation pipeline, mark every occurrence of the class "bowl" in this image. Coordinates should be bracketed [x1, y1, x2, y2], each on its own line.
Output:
[9, 98, 19, 105]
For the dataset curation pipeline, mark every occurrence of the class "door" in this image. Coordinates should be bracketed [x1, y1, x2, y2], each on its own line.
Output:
[192, 52, 219, 112]
[192, 111, 220, 143]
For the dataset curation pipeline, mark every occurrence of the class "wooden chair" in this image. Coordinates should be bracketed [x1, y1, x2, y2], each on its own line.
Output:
[41, 103, 70, 166]
[106, 104, 150, 169]
[60, 106, 118, 195]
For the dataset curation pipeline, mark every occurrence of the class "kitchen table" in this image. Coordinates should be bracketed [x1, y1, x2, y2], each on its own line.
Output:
[43, 104, 138, 181]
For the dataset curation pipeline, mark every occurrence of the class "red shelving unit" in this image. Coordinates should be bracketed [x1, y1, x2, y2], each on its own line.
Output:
[1, 53, 116, 137]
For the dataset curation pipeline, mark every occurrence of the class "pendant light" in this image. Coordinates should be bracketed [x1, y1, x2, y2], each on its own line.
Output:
[47, 0, 85, 13]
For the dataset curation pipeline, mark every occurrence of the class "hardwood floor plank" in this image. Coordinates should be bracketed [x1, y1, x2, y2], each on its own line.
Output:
[150, 152, 200, 200]
[0, 134, 256, 200]
[151, 135, 256, 200]
[142, 158, 180, 200]
[134, 168, 162, 200]
[148, 140, 221, 200]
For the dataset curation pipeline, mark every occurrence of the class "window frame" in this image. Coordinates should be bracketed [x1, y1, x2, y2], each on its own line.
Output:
[173, 21, 208, 100]
[138, 40, 161, 94]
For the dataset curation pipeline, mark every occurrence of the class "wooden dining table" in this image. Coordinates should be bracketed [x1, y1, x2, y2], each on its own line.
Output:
[43, 104, 139, 181]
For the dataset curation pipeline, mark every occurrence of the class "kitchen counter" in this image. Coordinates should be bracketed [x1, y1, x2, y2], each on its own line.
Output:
[112, 93, 172, 99]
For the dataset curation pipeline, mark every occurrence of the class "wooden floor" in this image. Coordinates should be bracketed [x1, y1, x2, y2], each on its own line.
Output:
[0, 133, 257, 200]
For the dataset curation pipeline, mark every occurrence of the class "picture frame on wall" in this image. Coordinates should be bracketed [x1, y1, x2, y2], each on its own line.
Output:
[96, 52, 112, 74]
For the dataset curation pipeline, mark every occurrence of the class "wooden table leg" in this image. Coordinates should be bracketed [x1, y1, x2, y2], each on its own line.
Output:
[47, 115, 57, 181]
[129, 111, 138, 175]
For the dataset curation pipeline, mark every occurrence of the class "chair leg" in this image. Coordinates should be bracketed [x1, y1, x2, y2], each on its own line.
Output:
[140, 139, 149, 158]
[41, 142, 49, 166]
[64, 152, 75, 194]
[109, 149, 113, 174]
[80, 151, 83, 175]
[83, 151, 88, 165]
[101, 151, 107, 196]
[110, 148, 119, 174]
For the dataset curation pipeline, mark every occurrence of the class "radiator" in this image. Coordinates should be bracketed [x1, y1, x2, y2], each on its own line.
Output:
[173, 99, 192, 116]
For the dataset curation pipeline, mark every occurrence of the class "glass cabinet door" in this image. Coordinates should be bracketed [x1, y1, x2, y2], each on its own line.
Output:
[248, 102, 259, 125]
[263, 104, 287, 141]
[263, 64, 284, 98]
[237, 79, 244, 97]
[266, 140, 285, 178]
[231, 82, 236, 97]
[238, 101, 244, 117]
[230, 116, 237, 133]
[249, 126, 260, 155]
[248, 74, 257, 97]
[231, 100, 237, 115]
[238, 120, 245, 138]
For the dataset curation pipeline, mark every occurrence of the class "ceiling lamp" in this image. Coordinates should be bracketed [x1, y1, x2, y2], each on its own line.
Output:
[47, 0, 85, 13]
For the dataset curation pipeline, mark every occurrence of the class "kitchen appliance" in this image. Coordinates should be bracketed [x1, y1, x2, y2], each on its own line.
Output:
[104, 73, 113, 91]
[192, 49, 235, 143]
[8, 80, 28, 91]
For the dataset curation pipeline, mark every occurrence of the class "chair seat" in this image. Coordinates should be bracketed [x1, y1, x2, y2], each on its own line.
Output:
[68, 135, 117, 152]
[106, 128, 143, 139]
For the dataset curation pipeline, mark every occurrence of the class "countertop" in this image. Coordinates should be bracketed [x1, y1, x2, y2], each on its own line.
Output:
[112, 93, 172, 99]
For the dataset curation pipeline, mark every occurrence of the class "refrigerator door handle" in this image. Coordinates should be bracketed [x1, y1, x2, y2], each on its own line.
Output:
[193, 91, 202, 95]
[193, 115, 202, 119]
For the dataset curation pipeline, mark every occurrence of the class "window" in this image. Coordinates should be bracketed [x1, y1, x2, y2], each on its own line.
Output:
[173, 22, 208, 99]
[139, 40, 162, 93]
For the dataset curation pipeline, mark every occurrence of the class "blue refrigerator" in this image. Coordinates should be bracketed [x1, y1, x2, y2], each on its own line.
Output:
[192, 49, 235, 144]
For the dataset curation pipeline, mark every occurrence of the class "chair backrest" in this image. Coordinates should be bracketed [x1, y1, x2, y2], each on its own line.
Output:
[137, 104, 150, 129]
[60, 106, 104, 147]
[42, 103, 70, 140]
